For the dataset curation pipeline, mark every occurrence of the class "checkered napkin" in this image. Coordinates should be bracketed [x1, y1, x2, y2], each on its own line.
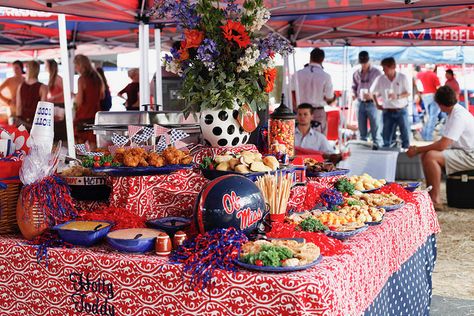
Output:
[111, 133, 129, 147]
[74, 144, 103, 156]
[170, 129, 189, 145]
[132, 126, 154, 144]
[155, 135, 168, 152]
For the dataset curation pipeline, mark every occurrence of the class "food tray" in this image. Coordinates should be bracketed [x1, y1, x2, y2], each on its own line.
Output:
[236, 255, 322, 273]
[360, 186, 384, 193]
[201, 166, 294, 182]
[401, 182, 421, 192]
[92, 164, 193, 177]
[377, 202, 405, 212]
[325, 225, 368, 240]
[366, 219, 383, 226]
[306, 168, 350, 178]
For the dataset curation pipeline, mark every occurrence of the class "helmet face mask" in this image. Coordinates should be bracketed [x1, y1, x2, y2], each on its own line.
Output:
[194, 175, 266, 236]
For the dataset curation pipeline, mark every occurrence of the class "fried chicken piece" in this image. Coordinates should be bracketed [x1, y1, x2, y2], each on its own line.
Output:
[139, 157, 149, 167]
[180, 155, 193, 165]
[147, 152, 166, 167]
[162, 146, 185, 164]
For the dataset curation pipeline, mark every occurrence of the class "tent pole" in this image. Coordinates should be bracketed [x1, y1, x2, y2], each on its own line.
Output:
[341, 45, 349, 149]
[154, 25, 163, 110]
[291, 49, 299, 111]
[58, 14, 76, 158]
[139, 22, 146, 110]
[144, 24, 150, 106]
[283, 55, 291, 109]
[68, 47, 75, 93]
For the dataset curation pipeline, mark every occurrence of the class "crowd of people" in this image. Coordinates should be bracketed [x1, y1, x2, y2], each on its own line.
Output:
[291, 47, 473, 208]
[0, 56, 140, 146]
[290, 48, 467, 153]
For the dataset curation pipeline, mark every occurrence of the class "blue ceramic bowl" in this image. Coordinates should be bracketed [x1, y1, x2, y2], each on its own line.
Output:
[106, 228, 162, 253]
[53, 220, 113, 247]
[146, 217, 191, 236]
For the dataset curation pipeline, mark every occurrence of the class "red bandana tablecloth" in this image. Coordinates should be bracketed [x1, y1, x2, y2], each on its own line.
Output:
[0, 192, 439, 316]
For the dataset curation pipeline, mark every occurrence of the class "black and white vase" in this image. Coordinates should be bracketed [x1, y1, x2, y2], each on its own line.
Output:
[200, 107, 250, 147]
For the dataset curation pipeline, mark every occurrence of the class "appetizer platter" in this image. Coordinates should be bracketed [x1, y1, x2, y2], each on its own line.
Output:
[237, 239, 322, 272]
[348, 174, 386, 192]
[350, 193, 405, 211]
[304, 159, 349, 177]
[287, 209, 368, 239]
[90, 146, 194, 176]
[200, 150, 285, 181]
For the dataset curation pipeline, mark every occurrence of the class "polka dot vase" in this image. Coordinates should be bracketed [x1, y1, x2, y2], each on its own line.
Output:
[200, 108, 250, 147]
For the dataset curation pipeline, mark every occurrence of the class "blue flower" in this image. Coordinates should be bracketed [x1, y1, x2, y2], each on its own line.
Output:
[258, 32, 294, 60]
[153, 0, 200, 30]
[197, 39, 219, 70]
[225, 0, 240, 18]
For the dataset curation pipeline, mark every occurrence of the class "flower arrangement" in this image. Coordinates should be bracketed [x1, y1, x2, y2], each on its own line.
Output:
[152, 0, 293, 114]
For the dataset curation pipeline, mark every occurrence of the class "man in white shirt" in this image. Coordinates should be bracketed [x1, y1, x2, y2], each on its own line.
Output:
[352, 51, 382, 148]
[295, 103, 335, 154]
[371, 57, 411, 149]
[407, 86, 474, 206]
[292, 48, 335, 135]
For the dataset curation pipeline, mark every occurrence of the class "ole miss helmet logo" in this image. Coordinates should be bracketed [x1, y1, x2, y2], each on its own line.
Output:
[194, 175, 266, 236]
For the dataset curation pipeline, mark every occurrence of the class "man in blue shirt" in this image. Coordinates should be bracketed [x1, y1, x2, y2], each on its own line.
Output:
[295, 103, 335, 153]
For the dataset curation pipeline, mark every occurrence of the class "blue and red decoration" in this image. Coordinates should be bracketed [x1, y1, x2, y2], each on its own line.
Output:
[169, 227, 248, 291]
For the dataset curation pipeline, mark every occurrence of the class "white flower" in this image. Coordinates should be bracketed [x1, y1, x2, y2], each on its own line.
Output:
[165, 59, 183, 76]
[247, 7, 270, 33]
[237, 45, 260, 73]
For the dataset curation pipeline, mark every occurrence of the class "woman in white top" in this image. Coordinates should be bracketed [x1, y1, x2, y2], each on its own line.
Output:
[407, 86, 474, 207]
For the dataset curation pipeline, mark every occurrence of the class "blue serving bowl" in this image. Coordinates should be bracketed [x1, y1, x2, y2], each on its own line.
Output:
[146, 217, 191, 236]
[106, 228, 163, 253]
[53, 220, 113, 247]
[401, 182, 421, 192]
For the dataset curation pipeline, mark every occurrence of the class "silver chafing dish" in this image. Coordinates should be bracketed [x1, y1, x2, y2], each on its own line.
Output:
[88, 111, 201, 148]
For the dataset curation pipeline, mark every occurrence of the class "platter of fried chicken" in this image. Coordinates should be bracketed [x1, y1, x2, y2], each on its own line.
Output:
[92, 146, 193, 176]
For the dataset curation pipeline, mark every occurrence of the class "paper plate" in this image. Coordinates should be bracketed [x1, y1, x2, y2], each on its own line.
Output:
[236, 255, 322, 273]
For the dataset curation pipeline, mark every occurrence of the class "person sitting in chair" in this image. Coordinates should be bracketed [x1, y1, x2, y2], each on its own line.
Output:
[407, 86, 474, 208]
[295, 103, 344, 165]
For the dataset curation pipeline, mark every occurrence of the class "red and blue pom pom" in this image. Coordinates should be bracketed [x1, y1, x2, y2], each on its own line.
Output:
[169, 227, 248, 291]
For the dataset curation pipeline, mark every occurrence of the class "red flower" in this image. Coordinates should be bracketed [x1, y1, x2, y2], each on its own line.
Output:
[220, 20, 251, 48]
[178, 47, 190, 61]
[182, 29, 205, 49]
[264, 68, 277, 93]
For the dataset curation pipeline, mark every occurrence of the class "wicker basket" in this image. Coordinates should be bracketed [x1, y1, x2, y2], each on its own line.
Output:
[0, 180, 21, 234]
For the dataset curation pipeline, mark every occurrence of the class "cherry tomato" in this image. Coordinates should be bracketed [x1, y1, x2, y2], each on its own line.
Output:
[343, 192, 349, 197]
[209, 164, 215, 170]
[93, 156, 100, 161]
[255, 260, 263, 266]
[93, 162, 101, 168]
[103, 162, 111, 167]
